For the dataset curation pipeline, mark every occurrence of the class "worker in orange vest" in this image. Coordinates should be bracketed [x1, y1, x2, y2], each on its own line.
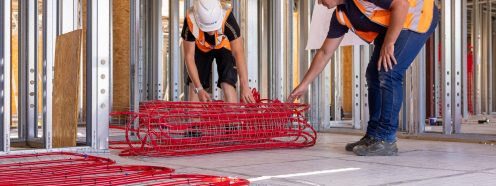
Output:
[182, 0, 255, 103]
[288, 0, 439, 156]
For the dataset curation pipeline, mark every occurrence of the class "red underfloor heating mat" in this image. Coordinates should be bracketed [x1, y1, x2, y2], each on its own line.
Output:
[110, 89, 317, 156]
[0, 152, 249, 185]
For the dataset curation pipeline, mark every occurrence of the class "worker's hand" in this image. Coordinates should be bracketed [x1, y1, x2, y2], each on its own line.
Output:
[287, 84, 309, 103]
[378, 43, 397, 72]
[241, 86, 256, 103]
[198, 90, 212, 102]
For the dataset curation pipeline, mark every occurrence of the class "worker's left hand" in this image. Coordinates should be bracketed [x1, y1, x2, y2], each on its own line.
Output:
[241, 86, 256, 103]
[378, 43, 397, 72]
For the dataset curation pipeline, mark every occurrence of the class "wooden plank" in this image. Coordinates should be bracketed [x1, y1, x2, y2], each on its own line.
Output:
[37, 33, 43, 121]
[10, 36, 18, 127]
[80, 0, 88, 121]
[82, 0, 87, 122]
[11, 1, 19, 127]
[342, 46, 353, 114]
[112, 0, 131, 112]
[52, 30, 82, 148]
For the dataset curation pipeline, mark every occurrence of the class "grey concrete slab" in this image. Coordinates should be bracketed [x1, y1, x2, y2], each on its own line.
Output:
[395, 173, 496, 186]
[250, 179, 313, 186]
[483, 168, 496, 174]
[104, 133, 496, 185]
[339, 150, 496, 172]
[396, 140, 496, 156]
[124, 150, 322, 169]
[173, 167, 251, 177]
[254, 145, 353, 159]
[219, 157, 461, 186]
[218, 157, 365, 176]
[286, 168, 460, 186]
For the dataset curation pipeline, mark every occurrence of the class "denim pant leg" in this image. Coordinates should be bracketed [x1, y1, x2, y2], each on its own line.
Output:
[365, 31, 411, 142]
[366, 9, 439, 142]
[365, 35, 385, 139]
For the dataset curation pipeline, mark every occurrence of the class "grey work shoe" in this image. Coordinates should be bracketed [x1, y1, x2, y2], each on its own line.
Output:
[345, 135, 373, 152]
[352, 140, 398, 156]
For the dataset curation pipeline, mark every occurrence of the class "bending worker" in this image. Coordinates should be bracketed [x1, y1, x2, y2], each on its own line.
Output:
[182, 0, 255, 103]
[288, 0, 439, 156]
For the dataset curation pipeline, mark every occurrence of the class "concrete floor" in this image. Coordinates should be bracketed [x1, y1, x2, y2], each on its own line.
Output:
[97, 133, 496, 186]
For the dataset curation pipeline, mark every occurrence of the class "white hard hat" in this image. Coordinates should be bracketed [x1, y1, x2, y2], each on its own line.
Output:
[193, 0, 224, 32]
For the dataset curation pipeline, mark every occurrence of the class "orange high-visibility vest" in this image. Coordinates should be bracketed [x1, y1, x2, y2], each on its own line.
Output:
[186, 7, 232, 53]
[336, 0, 435, 43]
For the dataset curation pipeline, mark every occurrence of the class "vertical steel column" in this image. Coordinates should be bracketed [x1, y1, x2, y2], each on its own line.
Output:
[142, 1, 150, 101]
[417, 47, 427, 133]
[433, 0, 440, 118]
[402, 58, 413, 132]
[425, 38, 435, 118]
[19, 0, 39, 141]
[130, 0, 140, 110]
[286, 0, 294, 97]
[0, 0, 12, 152]
[310, 0, 326, 130]
[258, 0, 269, 99]
[43, 0, 57, 149]
[272, 0, 285, 101]
[231, 0, 241, 21]
[308, 1, 321, 129]
[298, 0, 312, 104]
[493, 17, 496, 113]
[318, 60, 331, 130]
[169, 0, 180, 101]
[245, 0, 259, 90]
[434, 26, 440, 117]
[403, 47, 426, 134]
[360, 45, 370, 130]
[211, 65, 222, 100]
[130, 0, 141, 131]
[452, 0, 462, 133]
[491, 19, 496, 115]
[461, 0, 469, 118]
[441, 0, 453, 134]
[148, 0, 162, 100]
[332, 47, 343, 122]
[487, 1, 493, 114]
[86, 0, 111, 150]
[480, 1, 488, 114]
[352, 46, 361, 129]
[184, 0, 192, 100]
[59, 0, 79, 34]
[474, 0, 481, 115]
[138, 0, 147, 101]
[310, 66, 321, 129]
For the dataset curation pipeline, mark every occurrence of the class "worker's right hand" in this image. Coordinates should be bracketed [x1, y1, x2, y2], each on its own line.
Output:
[287, 84, 309, 103]
[198, 90, 212, 102]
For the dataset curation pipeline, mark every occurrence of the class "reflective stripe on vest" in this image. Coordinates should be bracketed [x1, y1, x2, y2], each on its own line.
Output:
[336, 9, 379, 43]
[352, 0, 434, 33]
[186, 7, 232, 53]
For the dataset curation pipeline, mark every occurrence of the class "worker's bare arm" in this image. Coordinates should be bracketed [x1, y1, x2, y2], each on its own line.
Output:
[184, 40, 211, 102]
[288, 36, 344, 102]
[230, 37, 255, 103]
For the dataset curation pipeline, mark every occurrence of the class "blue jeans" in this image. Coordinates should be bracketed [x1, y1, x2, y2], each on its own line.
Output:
[366, 8, 439, 142]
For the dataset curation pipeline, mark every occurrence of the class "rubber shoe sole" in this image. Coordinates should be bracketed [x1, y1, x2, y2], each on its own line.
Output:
[345, 136, 372, 152]
[352, 142, 399, 156]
